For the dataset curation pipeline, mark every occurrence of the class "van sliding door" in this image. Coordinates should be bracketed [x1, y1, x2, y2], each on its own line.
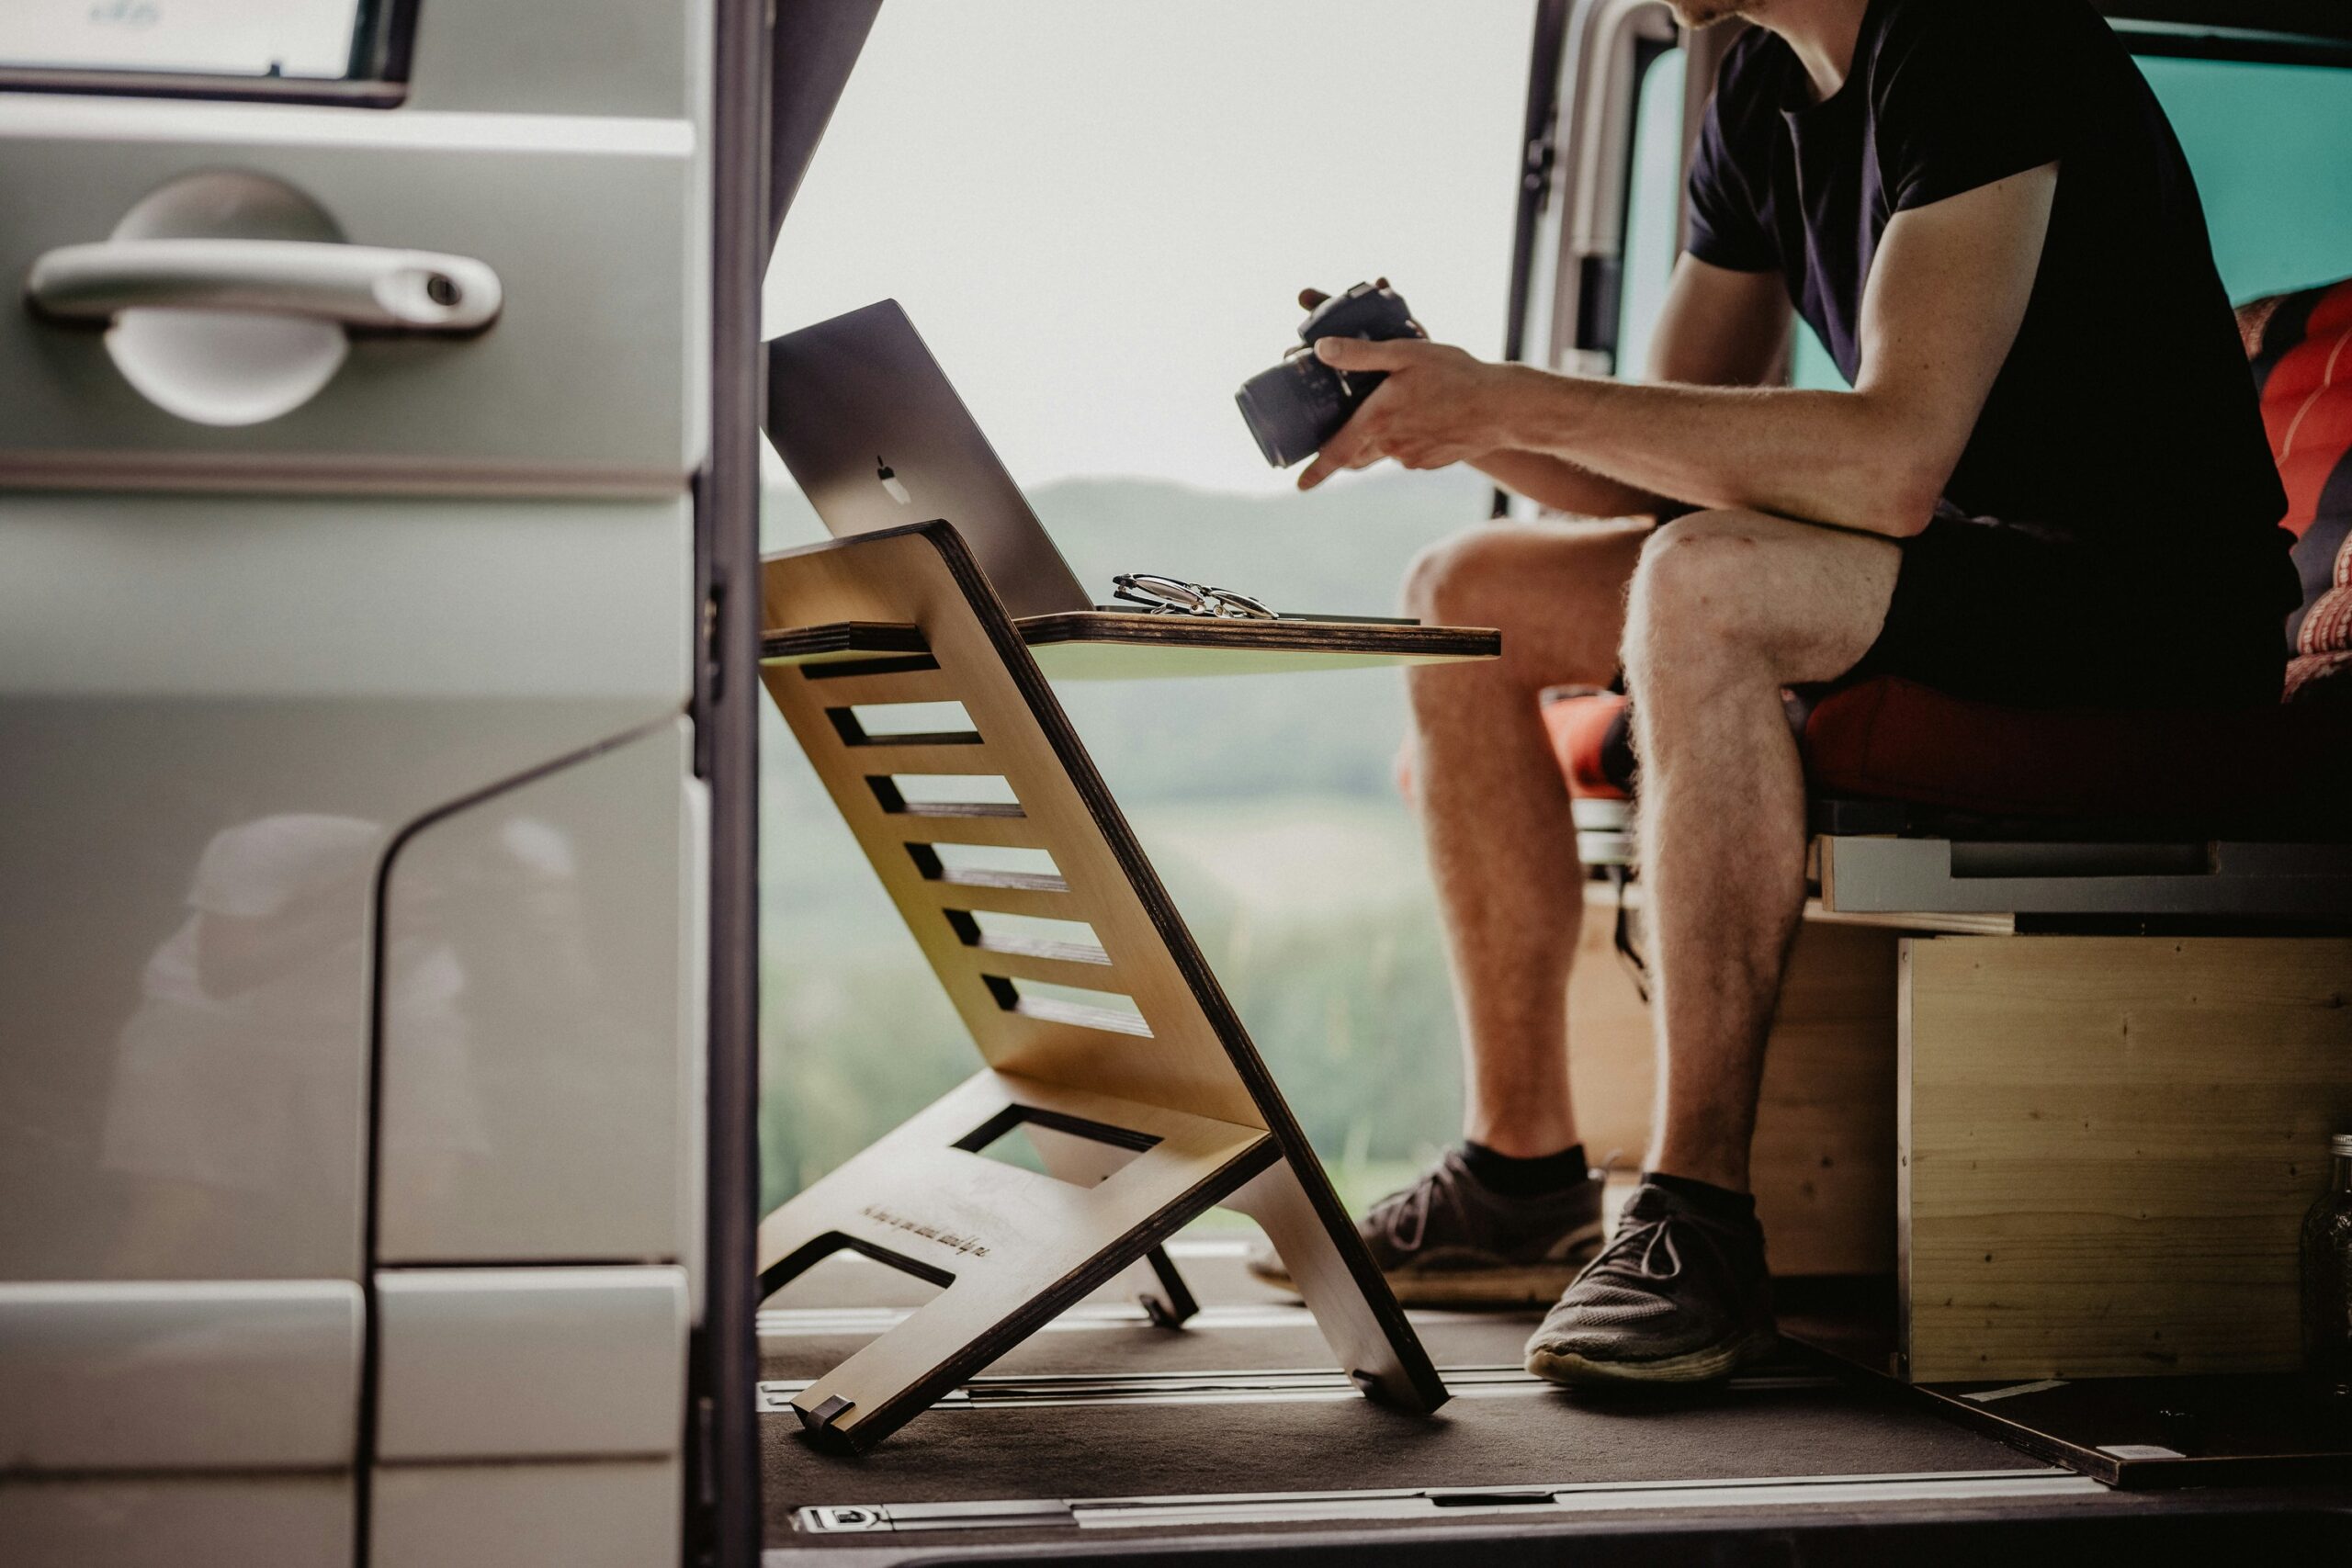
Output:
[0, 3, 735, 1562]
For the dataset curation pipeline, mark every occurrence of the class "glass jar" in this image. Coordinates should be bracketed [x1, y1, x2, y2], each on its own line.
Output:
[2301, 1132, 2352, 1399]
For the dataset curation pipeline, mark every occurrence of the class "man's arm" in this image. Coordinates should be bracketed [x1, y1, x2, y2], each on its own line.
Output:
[1468, 257, 1792, 518]
[1306, 163, 2059, 539]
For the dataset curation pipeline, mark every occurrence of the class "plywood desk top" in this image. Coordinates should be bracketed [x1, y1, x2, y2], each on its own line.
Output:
[761, 608, 1500, 681]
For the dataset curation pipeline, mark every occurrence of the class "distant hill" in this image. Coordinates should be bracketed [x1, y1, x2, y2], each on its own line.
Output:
[762, 466, 1500, 802]
[763, 465, 1495, 617]
[1028, 468, 1494, 617]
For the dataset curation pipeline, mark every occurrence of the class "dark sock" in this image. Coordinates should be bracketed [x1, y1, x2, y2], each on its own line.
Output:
[1641, 1171, 1758, 1226]
[1461, 1140, 1589, 1197]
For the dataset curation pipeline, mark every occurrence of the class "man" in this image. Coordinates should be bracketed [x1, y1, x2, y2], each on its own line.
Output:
[1249, 0, 2293, 1384]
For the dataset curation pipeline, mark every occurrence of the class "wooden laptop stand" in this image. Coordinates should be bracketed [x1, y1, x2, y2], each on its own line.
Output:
[754, 520, 1454, 1450]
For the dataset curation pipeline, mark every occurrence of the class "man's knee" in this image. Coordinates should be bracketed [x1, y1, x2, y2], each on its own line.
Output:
[1401, 529, 1507, 626]
[1400, 523, 1630, 627]
[1622, 512, 1768, 682]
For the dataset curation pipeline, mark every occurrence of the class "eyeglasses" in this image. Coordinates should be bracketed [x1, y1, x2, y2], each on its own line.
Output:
[1111, 573, 1279, 621]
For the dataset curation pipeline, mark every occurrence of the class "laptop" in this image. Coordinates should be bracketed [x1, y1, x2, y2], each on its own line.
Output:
[763, 299, 1421, 629]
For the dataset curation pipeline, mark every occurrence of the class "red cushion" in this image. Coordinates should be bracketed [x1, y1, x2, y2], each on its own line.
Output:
[1541, 690, 1630, 801]
[1540, 679, 2351, 820]
[2246, 276, 2352, 546]
[1802, 677, 2350, 819]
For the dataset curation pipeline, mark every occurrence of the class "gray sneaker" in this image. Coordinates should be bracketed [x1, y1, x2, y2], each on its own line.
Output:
[1248, 1149, 1605, 1308]
[1522, 1180, 1778, 1386]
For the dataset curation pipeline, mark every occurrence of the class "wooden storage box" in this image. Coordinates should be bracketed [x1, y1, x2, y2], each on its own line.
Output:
[1898, 934, 2352, 1382]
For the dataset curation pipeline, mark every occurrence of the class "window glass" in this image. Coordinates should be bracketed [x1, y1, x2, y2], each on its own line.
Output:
[1616, 47, 1687, 378]
[1, 0, 374, 80]
[2141, 54, 2352, 303]
[761, 1, 1534, 1213]
[1611, 39, 1845, 389]
[1792, 51, 2352, 390]
[1791, 325, 1846, 391]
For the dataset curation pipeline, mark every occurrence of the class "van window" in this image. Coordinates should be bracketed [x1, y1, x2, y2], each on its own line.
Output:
[0, 1, 384, 81]
[2142, 54, 2352, 303]
[1611, 43, 1850, 389]
[1780, 51, 2352, 391]
[1616, 48, 1688, 379]
[1778, 48, 2352, 389]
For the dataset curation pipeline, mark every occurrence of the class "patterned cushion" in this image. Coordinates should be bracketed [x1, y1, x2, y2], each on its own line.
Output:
[2242, 276, 2352, 703]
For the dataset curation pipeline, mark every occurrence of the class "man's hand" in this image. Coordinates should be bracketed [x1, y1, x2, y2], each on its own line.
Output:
[1296, 336, 1516, 491]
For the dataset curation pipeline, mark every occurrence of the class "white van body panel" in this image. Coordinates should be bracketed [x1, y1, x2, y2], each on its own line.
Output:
[0, 1279, 361, 1470]
[377, 718, 702, 1269]
[0, 1, 713, 1557]
[0, 495, 692, 1289]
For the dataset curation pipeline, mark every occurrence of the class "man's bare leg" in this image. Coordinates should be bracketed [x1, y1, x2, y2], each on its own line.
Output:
[1400, 519, 1652, 1157]
[1524, 507, 1897, 1384]
[1621, 510, 1898, 1190]
[1247, 517, 1650, 1307]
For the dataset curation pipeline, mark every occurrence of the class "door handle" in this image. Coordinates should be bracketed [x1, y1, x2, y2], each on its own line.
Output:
[25, 239, 503, 334]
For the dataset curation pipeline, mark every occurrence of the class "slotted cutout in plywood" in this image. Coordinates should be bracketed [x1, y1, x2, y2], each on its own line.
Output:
[954, 1102, 1155, 1188]
[830, 699, 980, 745]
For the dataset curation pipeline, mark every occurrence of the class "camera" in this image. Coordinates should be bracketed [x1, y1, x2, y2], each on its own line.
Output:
[1235, 280, 1425, 468]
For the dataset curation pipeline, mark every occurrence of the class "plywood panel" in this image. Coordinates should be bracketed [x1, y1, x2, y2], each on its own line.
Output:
[752, 522, 1447, 1446]
[1901, 935, 2352, 1382]
[760, 610, 1499, 682]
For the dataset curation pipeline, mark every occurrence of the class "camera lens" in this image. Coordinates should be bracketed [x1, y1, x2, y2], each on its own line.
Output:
[1236, 356, 1350, 468]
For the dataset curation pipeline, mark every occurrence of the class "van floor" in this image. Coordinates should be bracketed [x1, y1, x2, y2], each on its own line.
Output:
[752, 1237, 2348, 1562]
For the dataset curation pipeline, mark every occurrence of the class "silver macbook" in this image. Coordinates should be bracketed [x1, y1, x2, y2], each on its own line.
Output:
[763, 299, 1095, 621]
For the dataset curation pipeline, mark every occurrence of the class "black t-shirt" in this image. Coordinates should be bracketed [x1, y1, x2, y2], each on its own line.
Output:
[1687, 0, 2290, 572]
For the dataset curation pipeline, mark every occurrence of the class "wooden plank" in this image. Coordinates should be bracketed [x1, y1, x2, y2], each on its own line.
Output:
[917, 871, 1083, 921]
[1016, 608, 1495, 659]
[1026, 614, 1497, 682]
[870, 812, 1047, 849]
[958, 938, 1125, 993]
[1803, 899, 2015, 937]
[1899, 934, 2352, 1382]
[1565, 883, 1898, 1276]
[761, 620, 930, 663]
[792, 665, 957, 706]
[758, 611, 1500, 682]
[826, 742, 1001, 774]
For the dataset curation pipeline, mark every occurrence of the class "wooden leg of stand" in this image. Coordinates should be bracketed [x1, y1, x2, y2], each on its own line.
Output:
[786, 1151, 1259, 1451]
[1138, 1246, 1199, 1327]
[1025, 1122, 1197, 1327]
[1223, 1157, 1448, 1414]
[756, 1072, 1271, 1450]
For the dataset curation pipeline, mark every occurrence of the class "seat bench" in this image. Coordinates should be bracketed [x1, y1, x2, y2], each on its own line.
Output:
[1540, 686, 2352, 1382]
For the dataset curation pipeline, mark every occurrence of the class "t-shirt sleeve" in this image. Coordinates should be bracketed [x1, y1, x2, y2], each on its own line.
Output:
[1685, 66, 1780, 274]
[1871, 1, 2073, 214]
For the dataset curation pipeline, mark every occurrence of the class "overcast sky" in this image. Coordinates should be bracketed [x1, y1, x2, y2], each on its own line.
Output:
[765, 1, 1536, 495]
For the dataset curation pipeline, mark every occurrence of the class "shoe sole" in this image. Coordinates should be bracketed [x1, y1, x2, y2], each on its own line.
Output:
[1248, 1239, 1603, 1310]
[1523, 1325, 1781, 1388]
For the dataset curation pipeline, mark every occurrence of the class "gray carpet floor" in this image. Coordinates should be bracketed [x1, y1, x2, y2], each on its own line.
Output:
[759, 1244, 2043, 1552]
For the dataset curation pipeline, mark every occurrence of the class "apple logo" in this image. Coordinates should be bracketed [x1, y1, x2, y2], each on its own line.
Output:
[876, 456, 910, 505]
